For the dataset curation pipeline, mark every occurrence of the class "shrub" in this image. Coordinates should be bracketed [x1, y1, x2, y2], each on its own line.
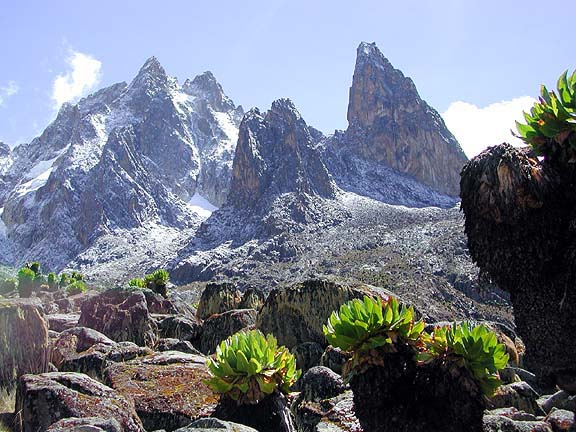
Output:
[70, 271, 84, 281]
[66, 280, 87, 296]
[515, 70, 576, 159]
[323, 296, 424, 375]
[144, 269, 169, 297]
[47, 273, 57, 291]
[25, 262, 41, 276]
[206, 329, 301, 404]
[17, 268, 35, 298]
[128, 278, 146, 288]
[418, 323, 509, 396]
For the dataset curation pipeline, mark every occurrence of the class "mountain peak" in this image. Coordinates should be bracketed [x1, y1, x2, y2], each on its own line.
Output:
[130, 56, 169, 91]
[183, 71, 234, 112]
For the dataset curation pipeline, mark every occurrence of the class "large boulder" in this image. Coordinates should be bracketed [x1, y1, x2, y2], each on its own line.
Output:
[46, 417, 122, 432]
[0, 299, 49, 391]
[15, 372, 144, 432]
[256, 279, 392, 348]
[51, 327, 151, 380]
[46, 314, 80, 333]
[196, 283, 240, 320]
[78, 289, 158, 347]
[175, 418, 258, 432]
[158, 315, 203, 345]
[200, 309, 256, 354]
[103, 351, 218, 431]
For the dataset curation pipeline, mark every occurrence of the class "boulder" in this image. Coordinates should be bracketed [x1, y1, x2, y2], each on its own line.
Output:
[257, 279, 392, 349]
[174, 418, 258, 432]
[78, 289, 158, 347]
[51, 327, 151, 380]
[320, 346, 350, 376]
[46, 314, 80, 333]
[46, 417, 122, 432]
[540, 391, 576, 414]
[0, 299, 49, 391]
[297, 366, 347, 402]
[15, 372, 144, 432]
[546, 409, 575, 431]
[486, 408, 538, 422]
[158, 315, 202, 344]
[237, 287, 265, 311]
[103, 351, 218, 431]
[291, 342, 325, 374]
[483, 415, 552, 432]
[292, 389, 361, 432]
[196, 283, 240, 320]
[155, 338, 201, 355]
[488, 382, 546, 416]
[200, 309, 256, 354]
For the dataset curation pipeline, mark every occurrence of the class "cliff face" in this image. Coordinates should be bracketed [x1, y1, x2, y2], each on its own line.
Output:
[343, 42, 467, 196]
[228, 99, 336, 209]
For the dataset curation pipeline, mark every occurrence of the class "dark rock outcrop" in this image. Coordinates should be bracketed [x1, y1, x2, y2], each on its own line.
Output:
[200, 309, 257, 354]
[196, 282, 240, 320]
[15, 372, 144, 432]
[158, 314, 203, 345]
[78, 289, 158, 347]
[0, 298, 49, 391]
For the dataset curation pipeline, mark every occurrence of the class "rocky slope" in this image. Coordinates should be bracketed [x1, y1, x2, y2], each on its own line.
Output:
[0, 58, 243, 270]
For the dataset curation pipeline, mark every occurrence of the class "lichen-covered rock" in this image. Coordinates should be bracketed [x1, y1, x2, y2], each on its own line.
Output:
[200, 309, 256, 354]
[0, 299, 49, 391]
[257, 279, 392, 349]
[46, 417, 122, 432]
[546, 409, 575, 431]
[297, 367, 347, 402]
[483, 415, 552, 432]
[15, 372, 144, 432]
[292, 342, 324, 373]
[292, 390, 362, 432]
[155, 338, 201, 354]
[175, 418, 258, 432]
[51, 327, 151, 380]
[486, 408, 538, 422]
[46, 314, 80, 333]
[488, 382, 545, 416]
[237, 287, 265, 311]
[158, 315, 202, 344]
[196, 283, 240, 320]
[320, 346, 350, 376]
[103, 351, 218, 432]
[78, 289, 158, 347]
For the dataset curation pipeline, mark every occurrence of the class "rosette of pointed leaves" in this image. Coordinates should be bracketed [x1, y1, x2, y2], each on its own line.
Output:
[418, 323, 509, 396]
[323, 296, 425, 355]
[206, 329, 301, 404]
[515, 70, 576, 158]
[128, 278, 146, 288]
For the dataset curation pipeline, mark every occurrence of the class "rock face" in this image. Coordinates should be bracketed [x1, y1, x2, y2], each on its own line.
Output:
[227, 99, 336, 210]
[104, 351, 218, 432]
[340, 42, 467, 196]
[196, 282, 241, 320]
[15, 372, 144, 432]
[0, 56, 241, 272]
[78, 289, 158, 347]
[256, 279, 392, 349]
[0, 299, 49, 391]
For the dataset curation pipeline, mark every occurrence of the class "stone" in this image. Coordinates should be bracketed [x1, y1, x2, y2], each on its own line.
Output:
[540, 391, 576, 414]
[257, 279, 392, 349]
[488, 382, 546, 416]
[292, 390, 361, 432]
[292, 342, 325, 373]
[78, 289, 158, 347]
[0, 298, 49, 391]
[155, 338, 201, 355]
[51, 327, 151, 380]
[237, 287, 265, 311]
[47, 314, 80, 333]
[15, 372, 144, 432]
[297, 366, 347, 402]
[320, 346, 350, 376]
[174, 418, 258, 432]
[196, 283, 240, 320]
[486, 408, 538, 421]
[483, 415, 552, 432]
[546, 409, 575, 431]
[103, 351, 218, 432]
[158, 315, 202, 344]
[46, 417, 122, 432]
[200, 309, 257, 354]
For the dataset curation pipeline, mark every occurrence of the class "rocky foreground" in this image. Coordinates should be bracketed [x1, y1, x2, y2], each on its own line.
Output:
[1, 282, 574, 432]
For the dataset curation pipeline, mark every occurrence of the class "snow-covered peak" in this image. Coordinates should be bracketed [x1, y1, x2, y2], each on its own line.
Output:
[129, 56, 169, 94]
[182, 71, 235, 112]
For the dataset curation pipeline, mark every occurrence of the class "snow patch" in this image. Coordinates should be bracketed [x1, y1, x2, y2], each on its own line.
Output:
[212, 110, 239, 152]
[0, 207, 6, 238]
[188, 192, 218, 218]
[14, 155, 61, 197]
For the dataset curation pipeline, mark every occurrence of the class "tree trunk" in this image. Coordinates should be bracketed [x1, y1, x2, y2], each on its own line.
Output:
[460, 143, 576, 391]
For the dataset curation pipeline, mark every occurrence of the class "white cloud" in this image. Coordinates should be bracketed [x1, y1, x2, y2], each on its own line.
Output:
[442, 96, 537, 159]
[52, 51, 102, 108]
[0, 81, 19, 106]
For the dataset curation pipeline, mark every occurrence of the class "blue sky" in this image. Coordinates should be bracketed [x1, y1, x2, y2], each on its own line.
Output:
[0, 0, 572, 157]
